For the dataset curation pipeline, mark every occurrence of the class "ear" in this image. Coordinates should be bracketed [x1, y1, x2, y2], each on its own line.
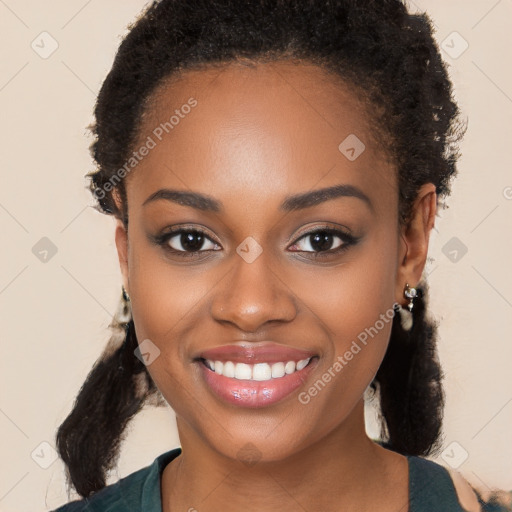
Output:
[115, 218, 130, 296]
[395, 183, 437, 307]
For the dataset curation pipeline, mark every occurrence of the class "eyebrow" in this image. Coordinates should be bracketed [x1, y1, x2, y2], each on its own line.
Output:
[142, 184, 373, 213]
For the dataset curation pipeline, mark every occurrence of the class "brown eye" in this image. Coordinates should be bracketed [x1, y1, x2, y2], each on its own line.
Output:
[157, 228, 220, 256]
[288, 228, 359, 258]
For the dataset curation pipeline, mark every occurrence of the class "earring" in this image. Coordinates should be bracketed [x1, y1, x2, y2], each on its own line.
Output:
[398, 283, 417, 331]
[404, 283, 417, 312]
[118, 286, 132, 325]
[118, 321, 131, 372]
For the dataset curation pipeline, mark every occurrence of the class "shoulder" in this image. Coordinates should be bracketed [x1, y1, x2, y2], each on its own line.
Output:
[50, 448, 182, 512]
[51, 466, 150, 512]
[406, 452, 512, 512]
[408, 454, 482, 511]
[445, 467, 483, 512]
[448, 469, 512, 512]
[409, 455, 512, 512]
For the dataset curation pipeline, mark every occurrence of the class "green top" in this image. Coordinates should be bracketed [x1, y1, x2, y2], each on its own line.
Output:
[52, 447, 510, 511]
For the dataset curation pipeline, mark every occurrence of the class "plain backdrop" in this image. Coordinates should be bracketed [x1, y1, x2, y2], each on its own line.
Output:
[1, 1, 511, 510]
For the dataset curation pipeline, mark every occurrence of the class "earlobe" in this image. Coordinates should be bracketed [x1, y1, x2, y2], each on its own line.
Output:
[114, 219, 130, 294]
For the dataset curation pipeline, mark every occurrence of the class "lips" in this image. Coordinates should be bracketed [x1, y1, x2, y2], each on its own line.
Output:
[194, 342, 319, 408]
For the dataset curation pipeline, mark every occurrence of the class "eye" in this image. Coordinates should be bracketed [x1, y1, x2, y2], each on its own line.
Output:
[155, 227, 220, 257]
[152, 225, 359, 260]
[288, 227, 359, 258]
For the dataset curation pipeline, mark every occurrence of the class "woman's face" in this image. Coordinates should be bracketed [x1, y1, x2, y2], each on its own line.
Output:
[115, 61, 423, 462]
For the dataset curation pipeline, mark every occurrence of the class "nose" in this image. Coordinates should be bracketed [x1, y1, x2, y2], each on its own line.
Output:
[210, 248, 297, 333]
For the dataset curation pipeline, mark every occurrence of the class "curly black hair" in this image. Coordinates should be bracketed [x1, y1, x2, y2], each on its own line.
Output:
[56, 0, 467, 499]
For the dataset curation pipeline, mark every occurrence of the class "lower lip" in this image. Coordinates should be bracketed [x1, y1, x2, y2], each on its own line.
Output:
[198, 358, 318, 408]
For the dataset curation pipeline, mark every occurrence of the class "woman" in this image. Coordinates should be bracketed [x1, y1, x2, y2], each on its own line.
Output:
[52, 0, 511, 510]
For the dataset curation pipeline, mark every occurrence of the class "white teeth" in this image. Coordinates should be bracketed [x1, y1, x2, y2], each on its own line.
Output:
[253, 363, 272, 381]
[296, 359, 309, 371]
[223, 361, 235, 378]
[271, 362, 285, 378]
[204, 357, 312, 381]
[234, 362, 252, 380]
[285, 361, 296, 374]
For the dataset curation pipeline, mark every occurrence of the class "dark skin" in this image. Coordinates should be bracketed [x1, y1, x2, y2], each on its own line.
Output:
[114, 61, 437, 512]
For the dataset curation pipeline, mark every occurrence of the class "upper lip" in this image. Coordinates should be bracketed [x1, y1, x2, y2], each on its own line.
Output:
[196, 342, 317, 364]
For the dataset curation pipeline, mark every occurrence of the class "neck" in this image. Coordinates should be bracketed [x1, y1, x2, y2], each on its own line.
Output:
[161, 399, 409, 512]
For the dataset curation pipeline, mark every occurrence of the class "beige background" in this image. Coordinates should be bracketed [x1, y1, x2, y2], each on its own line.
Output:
[0, 1, 511, 510]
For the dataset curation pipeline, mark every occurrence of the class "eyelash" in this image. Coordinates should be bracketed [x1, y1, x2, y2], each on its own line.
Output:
[153, 225, 360, 260]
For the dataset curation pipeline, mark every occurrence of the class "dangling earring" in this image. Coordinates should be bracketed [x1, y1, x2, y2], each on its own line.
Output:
[118, 286, 132, 325]
[404, 283, 417, 312]
[398, 283, 417, 331]
[118, 320, 131, 372]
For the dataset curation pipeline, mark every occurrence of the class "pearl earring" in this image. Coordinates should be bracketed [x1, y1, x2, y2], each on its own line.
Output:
[404, 283, 417, 312]
[398, 283, 417, 331]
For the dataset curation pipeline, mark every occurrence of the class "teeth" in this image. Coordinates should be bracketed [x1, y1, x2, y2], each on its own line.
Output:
[285, 361, 296, 374]
[204, 358, 311, 381]
[253, 363, 272, 381]
[271, 362, 285, 378]
[296, 359, 309, 371]
[223, 361, 235, 378]
[235, 362, 252, 380]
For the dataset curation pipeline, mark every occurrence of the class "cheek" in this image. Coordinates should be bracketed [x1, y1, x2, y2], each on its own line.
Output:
[128, 254, 212, 349]
[295, 230, 399, 412]
[126, 241, 220, 394]
[299, 226, 398, 341]
[295, 289, 396, 433]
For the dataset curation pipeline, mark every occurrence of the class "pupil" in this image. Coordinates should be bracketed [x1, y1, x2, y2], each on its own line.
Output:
[182, 232, 204, 251]
[311, 232, 333, 252]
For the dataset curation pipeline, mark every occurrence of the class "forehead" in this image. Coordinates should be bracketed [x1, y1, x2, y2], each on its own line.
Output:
[127, 60, 396, 216]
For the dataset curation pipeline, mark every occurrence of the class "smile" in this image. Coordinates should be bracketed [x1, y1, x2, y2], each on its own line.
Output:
[202, 358, 312, 381]
[197, 356, 319, 408]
